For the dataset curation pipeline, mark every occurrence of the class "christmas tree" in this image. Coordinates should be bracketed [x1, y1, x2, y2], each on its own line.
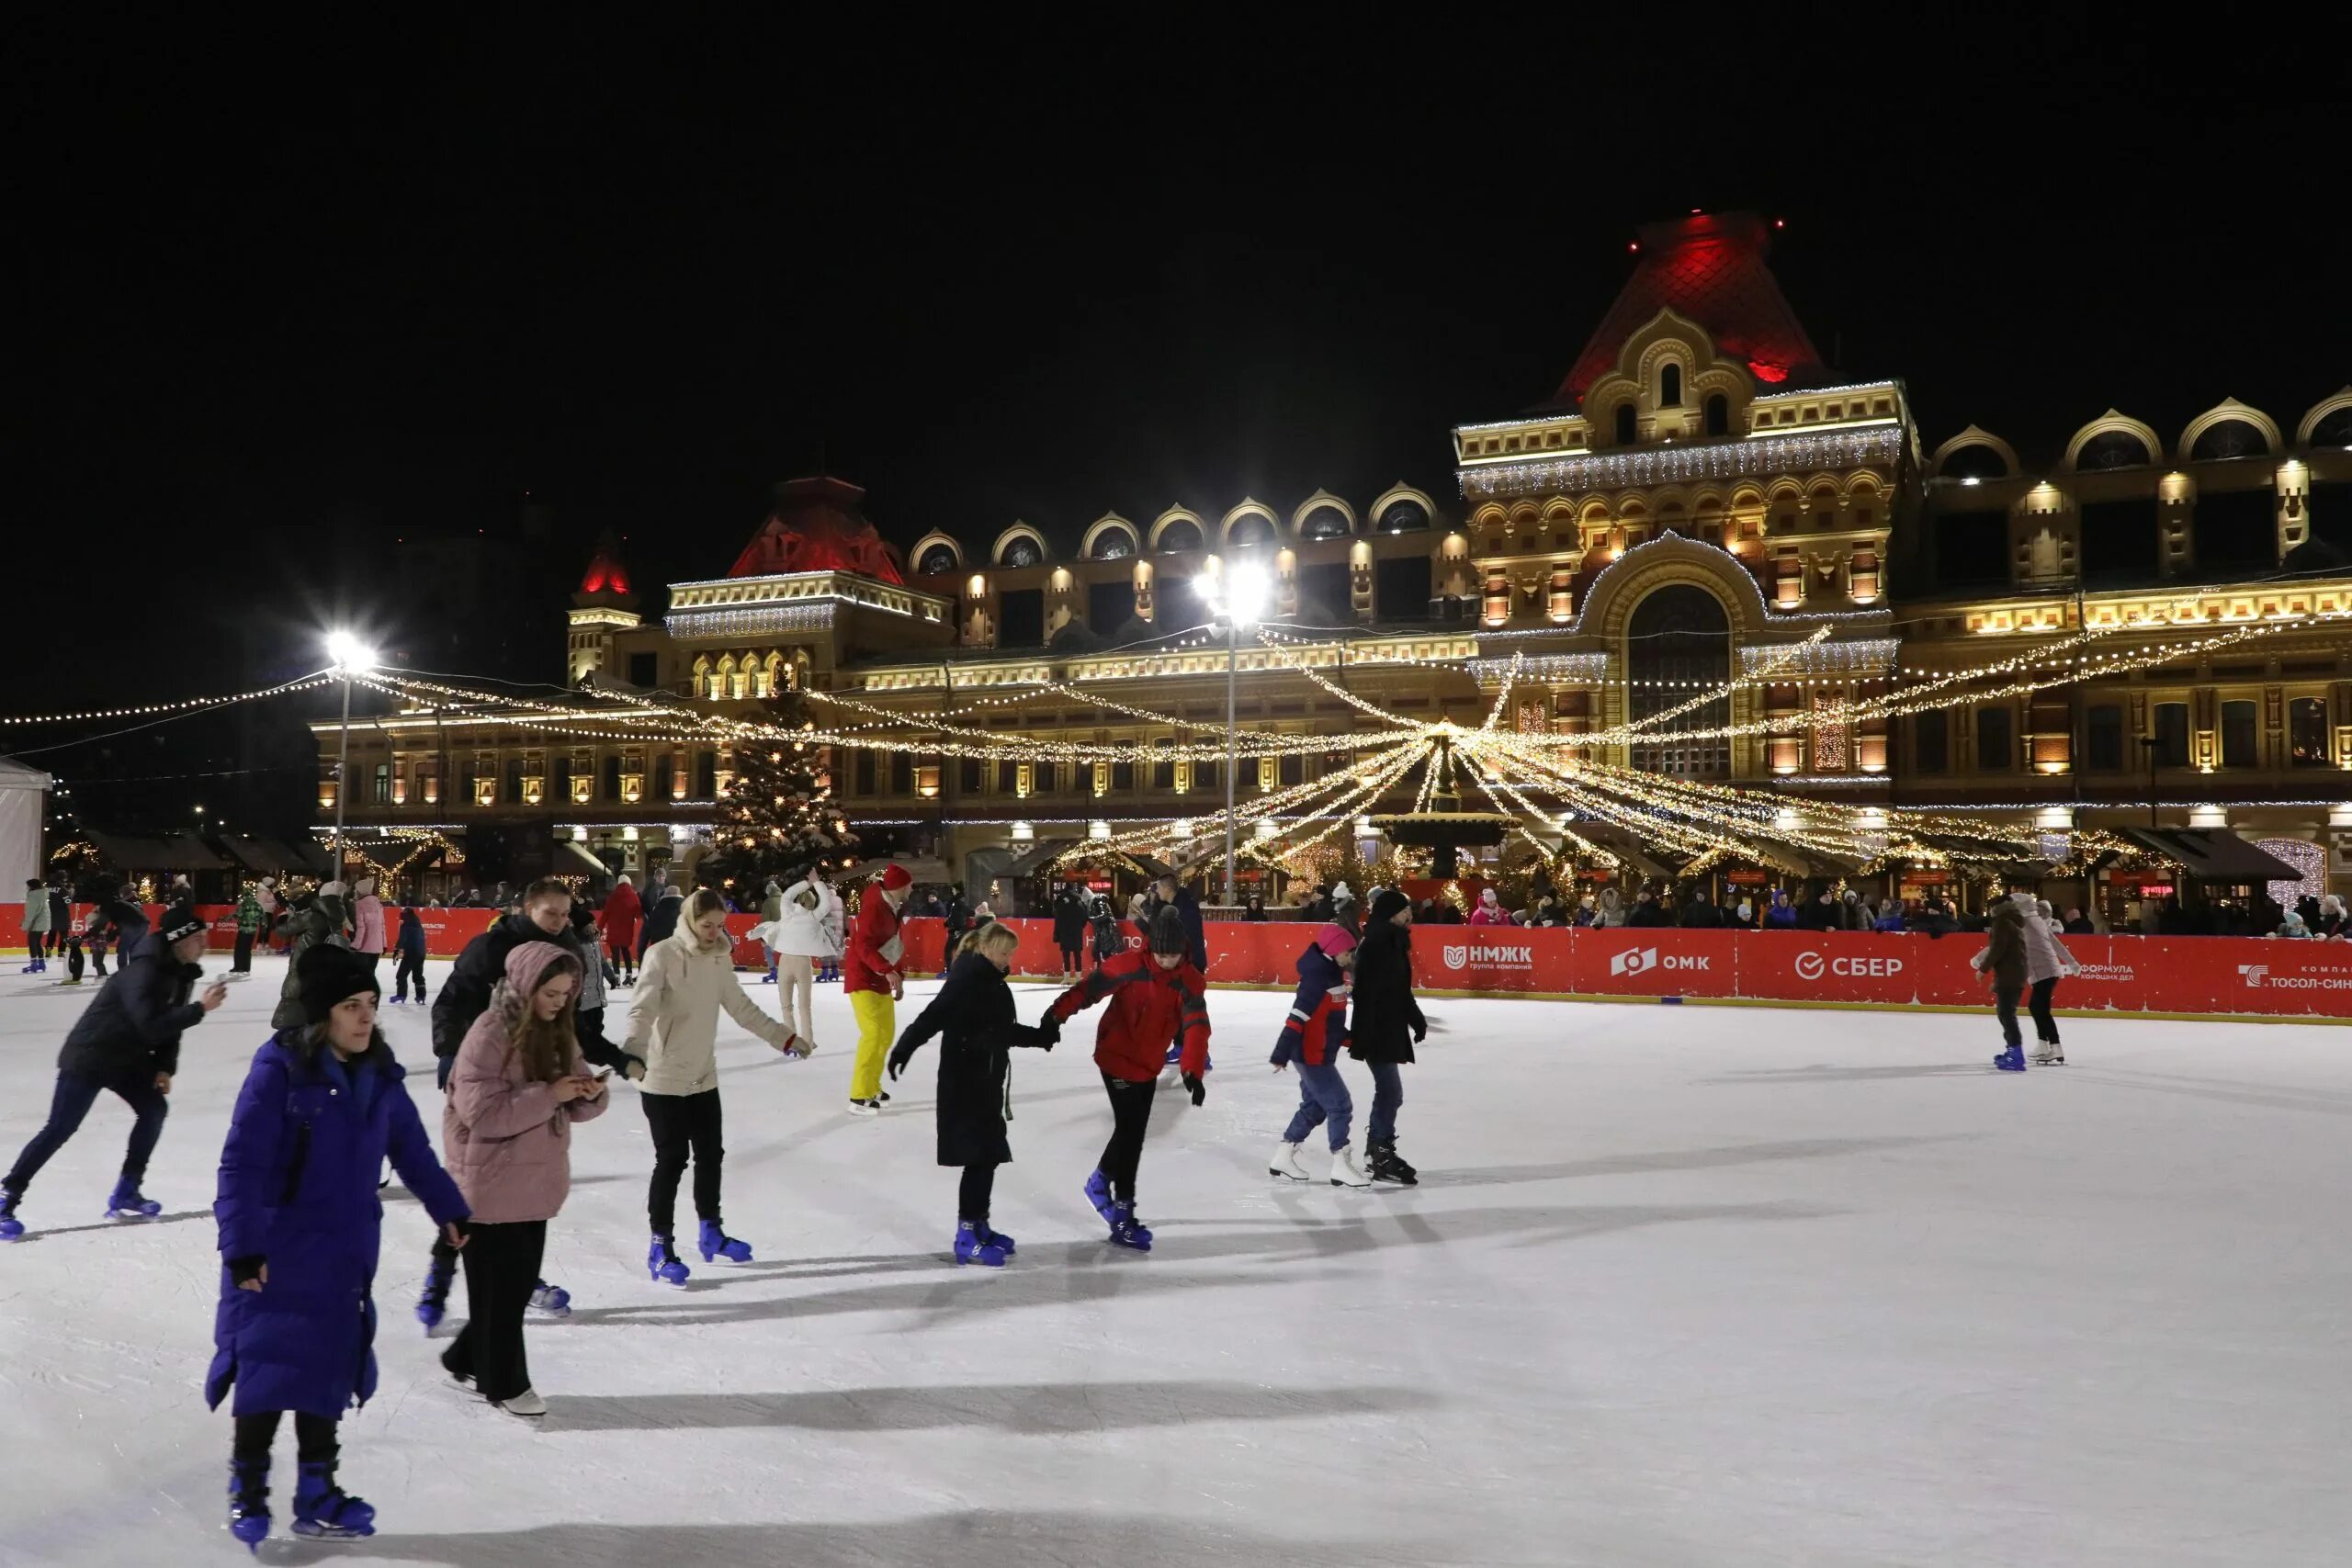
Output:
[703, 705, 855, 891]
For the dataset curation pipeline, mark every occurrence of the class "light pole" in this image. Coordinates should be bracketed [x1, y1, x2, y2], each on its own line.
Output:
[1216, 565, 1269, 908]
[326, 632, 377, 883]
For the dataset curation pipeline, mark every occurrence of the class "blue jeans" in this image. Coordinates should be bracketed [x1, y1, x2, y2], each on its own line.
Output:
[6, 1066, 168, 1193]
[1366, 1061, 1404, 1145]
[1281, 1060, 1354, 1150]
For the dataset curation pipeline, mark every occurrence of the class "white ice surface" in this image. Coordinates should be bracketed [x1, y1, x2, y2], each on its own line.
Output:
[0, 957, 2346, 1567]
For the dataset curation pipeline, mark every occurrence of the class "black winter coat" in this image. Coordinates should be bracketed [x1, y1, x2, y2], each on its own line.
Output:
[429, 914, 629, 1074]
[396, 908, 427, 959]
[61, 931, 204, 1078]
[893, 951, 1056, 1166]
[639, 890, 684, 952]
[1347, 921, 1425, 1066]
[1626, 900, 1672, 928]
[1679, 898, 1721, 929]
[1051, 889, 1089, 947]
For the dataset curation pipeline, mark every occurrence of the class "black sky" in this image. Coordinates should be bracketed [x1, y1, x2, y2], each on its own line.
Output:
[14, 16, 2346, 721]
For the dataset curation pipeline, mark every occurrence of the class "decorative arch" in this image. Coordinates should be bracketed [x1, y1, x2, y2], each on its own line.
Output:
[1149, 506, 1207, 553]
[2064, 410, 2164, 473]
[1080, 513, 1141, 560]
[1291, 489, 1358, 540]
[909, 531, 964, 576]
[1930, 425, 2020, 480]
[2177, 397, 2283, 464]
[992, 523, 1050, 568]
[690, 654, 712, 699]
[1221, 501, 1282, 550]
[1367, 482, 1436, 534]
[2296, 386, 2352, 448]
[1568, 533, 1773, 638]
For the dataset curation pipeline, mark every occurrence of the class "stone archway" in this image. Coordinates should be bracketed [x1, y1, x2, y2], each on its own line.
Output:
[1625, 583, 1732, 779]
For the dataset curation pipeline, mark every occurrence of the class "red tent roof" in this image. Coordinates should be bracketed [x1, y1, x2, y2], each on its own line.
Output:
[729, 477, 906, 586]
[1554, 211, 1825, 407]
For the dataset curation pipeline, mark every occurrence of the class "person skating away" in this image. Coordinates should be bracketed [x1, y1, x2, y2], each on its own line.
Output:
[1347, 890, 1425, 1185]
[269, 886, 347, 1031]
[417, 880, 643, 1328]
[843, 864, 911, 1115]
[625, 888, 813, 1283]
[349, 877, 386, 976]
[21, 877, 52, 973]
[1269, 920, 1371, 1188]
[757, 877, 786, 981]
[76, 883, 148, 982]
[208, 944, 471, 1548]
[2014, 891, 2078, 1065]
[600, 873, 642, 987]
[887, 922, 1059, 1267]
[1, 905, 227, 1240]
[1144, 874, 1209, 1076]
[439, 943, 607, 1417]
[390, 905, 428, 1004]
[1042, 908, 1211, 1252]
[1972, 897, 2030, 1072]
[46, 880, 72, 965]
[1086, 890, 1125, 970]
[1052, 880, 1089, 978]
[636, 879, 684, 975]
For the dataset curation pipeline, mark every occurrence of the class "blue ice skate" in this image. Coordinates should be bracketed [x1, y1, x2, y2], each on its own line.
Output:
[289, 1461, 374, 1540]
[104, 1179, 161, 1219]
[647, 1234, 691, 1286]
[696, 1220, 752, 1264]
[1082, 1168, 1114, 1224]
[226, 1457, 270, 1551]
[528, 1280, 571, 1315]
[416, 1250, 455, 1329]
[954, 1220, 1008, 1267]
[1993, 1047, 2026, 1072]
[979, 1224, 1015, 1257]
[1106, 1200, 1153, 1252]
[0, 1186, 23, 1242]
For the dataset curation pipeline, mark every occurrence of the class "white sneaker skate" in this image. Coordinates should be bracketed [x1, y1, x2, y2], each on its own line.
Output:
[1328, 1144, 1372, 1189]
[1269, 1141, 1309, 1182]
[498, 1388, 548, 1418]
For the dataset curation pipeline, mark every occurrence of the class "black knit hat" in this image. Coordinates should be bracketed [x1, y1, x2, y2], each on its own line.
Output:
[158, 903, 208, 944]
[297, 943, 380, 1024]
[1369, 888, 1412, 925]
[1149, 907, 1189, 956]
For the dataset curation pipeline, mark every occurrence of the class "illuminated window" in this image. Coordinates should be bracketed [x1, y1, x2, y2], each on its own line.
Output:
[2290, 697, 2328, 767]
[370, 762, 390, 804]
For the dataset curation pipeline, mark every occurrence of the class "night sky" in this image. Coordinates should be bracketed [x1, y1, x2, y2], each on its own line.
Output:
[11, 19, 2342, 830]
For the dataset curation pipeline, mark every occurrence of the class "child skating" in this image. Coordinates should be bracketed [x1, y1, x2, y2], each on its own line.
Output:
[887, 921, 1058, 1266]
[1269, 919, 1370, 1188]
[208, 945, 471, 1548]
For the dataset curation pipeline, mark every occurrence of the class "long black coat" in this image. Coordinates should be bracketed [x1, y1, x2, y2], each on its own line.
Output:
[894, 951, 1055, 1166]
[1347, 920, 1425, 1066]
[1051, 888, 1089, 948]
[60, 931, 205, 1078]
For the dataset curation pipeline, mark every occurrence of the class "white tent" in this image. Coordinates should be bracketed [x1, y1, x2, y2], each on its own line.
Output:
[0, 758, 52, 893]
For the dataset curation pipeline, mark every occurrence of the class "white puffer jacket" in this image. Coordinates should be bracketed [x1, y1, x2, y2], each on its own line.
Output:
[2014, 894, 2078, 986]
[768, 877, 842, 958]
[623, 928, 810, 1095]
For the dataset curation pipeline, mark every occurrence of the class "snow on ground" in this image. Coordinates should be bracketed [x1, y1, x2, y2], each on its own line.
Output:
[0, 954, 2346, 1567]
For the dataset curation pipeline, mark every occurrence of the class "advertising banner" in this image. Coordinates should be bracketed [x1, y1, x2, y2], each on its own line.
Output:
[1570, 928, 1743, 998]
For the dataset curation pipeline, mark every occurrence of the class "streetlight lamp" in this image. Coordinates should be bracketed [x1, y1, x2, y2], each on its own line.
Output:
[1211, 565, 1270, 908]
[326, 632, 378, 882]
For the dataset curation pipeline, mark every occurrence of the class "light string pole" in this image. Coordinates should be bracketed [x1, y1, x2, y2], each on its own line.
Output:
[1216, 564, 1270, 908]
[326, 632, 378, 884]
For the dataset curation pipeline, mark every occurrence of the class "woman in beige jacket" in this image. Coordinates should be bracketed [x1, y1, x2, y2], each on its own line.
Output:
[625, 888, 812, 1284]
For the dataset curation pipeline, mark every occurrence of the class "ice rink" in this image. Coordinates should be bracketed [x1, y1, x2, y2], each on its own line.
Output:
[1, 954, 2346, 1567]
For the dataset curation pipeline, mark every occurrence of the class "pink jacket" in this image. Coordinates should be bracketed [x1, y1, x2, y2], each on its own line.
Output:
[1468, 902, 1514, 927]
[351, 894, 385, 955]
[443, 943, 607, 1224]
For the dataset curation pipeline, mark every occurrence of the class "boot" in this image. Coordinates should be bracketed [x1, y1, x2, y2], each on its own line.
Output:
[696, 1219, 752, 1264]
[1269, 1140, 1310, 1182]
[1994, 1047, 2027, 1072]
[227, 1456, 270, 1551]
[1328, 1144, 1372, 1189]
[0, 1186, 23, 1242]
[416, 1250, 456, 1329]
[104, 1178, 161, 1219]
[2030, 1041, 2064, 1066]
[979, 1224, 1016, 1257]
[954, 1220, 1007, 1268]
[1082, 1168, 1115, 1224]
[527, 1280, 571, 1316]
[647, 1234, 691, 1287]
[497, 1388, 548, 1418]
[1106, 1199, 1153, 1252]
[289, 1460, 374, 1540]
[1367, 1140, 1419, 1186]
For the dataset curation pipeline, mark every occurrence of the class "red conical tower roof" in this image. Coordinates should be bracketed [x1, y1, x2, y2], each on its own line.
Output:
[729, 476, 906, 585]
[1554, 211, 1825, 406]
[574, 530, 638, 608]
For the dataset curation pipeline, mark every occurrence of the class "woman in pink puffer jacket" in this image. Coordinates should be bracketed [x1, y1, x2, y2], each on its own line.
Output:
[439, 942, 608, 1417]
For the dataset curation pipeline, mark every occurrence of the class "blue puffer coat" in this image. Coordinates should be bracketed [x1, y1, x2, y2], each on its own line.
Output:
[205, 1029, 468, 1419]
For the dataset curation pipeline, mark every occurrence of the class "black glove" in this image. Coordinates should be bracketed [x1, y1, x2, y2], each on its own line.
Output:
[1037, 1016, 1060, 1048]
[888, 1041, 919, 1081]
[1411, 1020, 1428, 1044]
[229, 1254, 266, 1287]
[1182, 1072, 1206, 1106]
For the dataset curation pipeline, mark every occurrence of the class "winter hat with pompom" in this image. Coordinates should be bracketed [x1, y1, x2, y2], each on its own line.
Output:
[1149, 907, 1189, 956]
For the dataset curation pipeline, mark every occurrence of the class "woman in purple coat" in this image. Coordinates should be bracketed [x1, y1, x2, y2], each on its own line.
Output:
[207, 944, 470, 1550]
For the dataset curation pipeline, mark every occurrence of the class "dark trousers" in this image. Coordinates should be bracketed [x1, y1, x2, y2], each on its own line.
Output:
[1059, 943, 1083, 974]
[1366, 1060, 1403, 1145]
[232, 1410, 338, 1465]
[66, 941, 85, 982]
[1098, 1071, 1158, 1203]
[6, 1066, 168, 1193]
[393, 951, 426, 1000]
[232, 931, 254, 973]
[1995, 981, 2023, 1049]
[2029, 977, 2061, 1043]
[26, 929, 49, 958]
[958, 1161, 998, 1224]
[441, 1219, 547, 1404]
[643, 1089, 724, 1236]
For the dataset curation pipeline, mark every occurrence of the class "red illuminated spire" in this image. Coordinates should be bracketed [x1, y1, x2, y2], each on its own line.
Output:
[728, 476, 906, 586]
[574, 531, 638, 608]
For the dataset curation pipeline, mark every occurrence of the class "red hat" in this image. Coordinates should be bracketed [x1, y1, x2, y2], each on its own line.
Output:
[878, 864, 913, 891]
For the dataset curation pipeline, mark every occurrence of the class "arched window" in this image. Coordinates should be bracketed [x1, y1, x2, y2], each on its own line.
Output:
[1941, 444, 2010, 481]
[1227, 513, 1275, 549]
[1703, 394, 1730, 436]
[1614, 404, 1637, 446]
[2076, 431, 2151, 471]
[1659, 363, 1682, 408]
[917, 544, 958, 575]
[1156, 518, 1202, 553]
[1376, 499, 1429, 534]
[691, 656, 712, 699]
[1300, 504, 1351, 540]
[2190, 419, 2269, 462]
[1626, 585, 1730, 779]
[1001, 535, 1043, 568]
[1089, 526, 1136, 560]
[2312, 406, 2352, 447]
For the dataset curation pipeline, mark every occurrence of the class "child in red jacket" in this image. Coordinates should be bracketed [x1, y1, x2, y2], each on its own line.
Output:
[1044, 908, 1209, 1251]
[1268, 921, 1367, 1188]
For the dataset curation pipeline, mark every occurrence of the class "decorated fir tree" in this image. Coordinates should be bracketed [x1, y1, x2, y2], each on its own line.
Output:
[704, 711, 855, 889]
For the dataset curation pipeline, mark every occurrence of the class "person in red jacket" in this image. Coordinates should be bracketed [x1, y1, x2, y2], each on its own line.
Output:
[599, 875, 643, 987]
[843, 864, 910, 1116]
[1043, 908, 1209, 1251]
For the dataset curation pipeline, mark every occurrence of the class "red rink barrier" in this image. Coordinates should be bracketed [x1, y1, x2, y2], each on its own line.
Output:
[5, 908, 2345, 1019]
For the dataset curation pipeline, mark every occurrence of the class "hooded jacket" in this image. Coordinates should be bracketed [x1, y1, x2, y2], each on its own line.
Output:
[1045, 946, 1210, 1082]
[1975, 901, 2028, 988]
[350, 886, 386, 955]
[845, 885, 905, 996]
[23, 885, 51, 934]
[771, 875, 842, 958]
[60, 929, 206, 1078]
[1272, 935, 1351, 1068]
[2017, 897, 2078, 984]
[624, 924, 806, 1095]
[638, 886, 684, 950]
[431, 911, 634, 1076]
[599, 878, 643, 947]
[208, 1027, 467, 1419]
[270, 894, 345, 1031]
[1051, 886, 1090, 947]
[396, 906, 427, 960]
[444, 944, 608, 1224]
